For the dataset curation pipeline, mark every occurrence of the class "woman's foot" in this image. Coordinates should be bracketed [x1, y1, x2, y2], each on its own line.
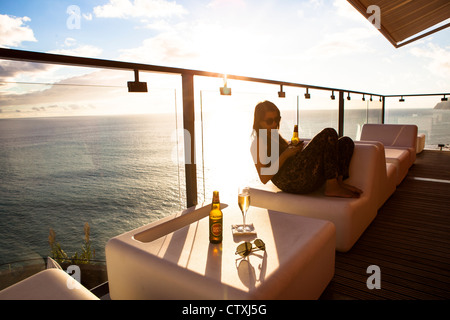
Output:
[324, 179, 359, 198]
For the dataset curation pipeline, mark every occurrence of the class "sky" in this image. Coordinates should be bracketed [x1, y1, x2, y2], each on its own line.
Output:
[0, 0, 449, 118]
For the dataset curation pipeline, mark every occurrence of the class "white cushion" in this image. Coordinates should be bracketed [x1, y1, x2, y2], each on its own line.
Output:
[385, 148, 410, 185]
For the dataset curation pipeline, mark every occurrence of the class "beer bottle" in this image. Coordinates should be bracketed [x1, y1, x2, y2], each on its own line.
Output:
[291, 124, 300, 146]
[209, 191, 223, 244]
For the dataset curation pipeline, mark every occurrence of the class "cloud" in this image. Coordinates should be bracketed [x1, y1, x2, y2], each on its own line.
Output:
[64, 37, 77, 47]
[309, 0, 325, 9]
[333, 0, 366, 22]
[0, 42, 102, 90]
[207, 0, 246, 9]
[0, 60, 53, 80]
[48, 45, 103, 58]
[139, 19, 173, 31]
[306, 27, 376, 59]
[0, 70, 124, 111]
[118, 30, 199, 66]
[410, 43, 450, 78]
[93, 0, 187, 19]
[0, 68, 180, 118]
[0, 14, 37, 47]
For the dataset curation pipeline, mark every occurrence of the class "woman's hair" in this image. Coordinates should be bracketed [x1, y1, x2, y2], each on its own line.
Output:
[252, 100, 281, 135]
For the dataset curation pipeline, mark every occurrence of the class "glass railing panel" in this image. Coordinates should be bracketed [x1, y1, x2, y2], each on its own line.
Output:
[295, 89, 339, 139]
[367, 97, 383, 125]
[196, 86, 299, 203]
[0, 65, 184, 286]
[385, 96, 449, 148]
[343, 94, 371, 140]
[196, 84, 341, 204]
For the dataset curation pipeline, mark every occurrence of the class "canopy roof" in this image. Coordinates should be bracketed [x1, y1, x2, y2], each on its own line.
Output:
[347, 0, 450, 48]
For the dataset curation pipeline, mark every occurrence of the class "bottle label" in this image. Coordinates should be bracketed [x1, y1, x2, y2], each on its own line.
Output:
[211, 222, 222, 237]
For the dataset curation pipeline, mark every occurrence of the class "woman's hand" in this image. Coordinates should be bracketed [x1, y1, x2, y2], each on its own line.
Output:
[254, 140, 304, 185]
[284, 141, 304, 158]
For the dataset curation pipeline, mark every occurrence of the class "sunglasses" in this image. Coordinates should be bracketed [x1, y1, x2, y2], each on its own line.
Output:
[235, 239, 266, 256]
[262, 116, 281, 125]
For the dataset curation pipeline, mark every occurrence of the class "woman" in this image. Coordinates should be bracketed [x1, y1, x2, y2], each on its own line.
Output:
[251, 100, 362, 198]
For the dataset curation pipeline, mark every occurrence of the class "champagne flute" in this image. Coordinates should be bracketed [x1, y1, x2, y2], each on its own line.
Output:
[237, 187, 251, 232]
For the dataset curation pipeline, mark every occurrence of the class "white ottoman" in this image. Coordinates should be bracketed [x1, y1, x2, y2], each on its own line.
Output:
[106, 204, 335, 300]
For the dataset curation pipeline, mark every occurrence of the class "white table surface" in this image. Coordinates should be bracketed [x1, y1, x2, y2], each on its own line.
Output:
[106, 203, 335, 299]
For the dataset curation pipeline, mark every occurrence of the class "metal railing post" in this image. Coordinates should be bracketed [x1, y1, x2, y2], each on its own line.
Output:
[338, 91, 345, 137]
[182, 73, 198, 208]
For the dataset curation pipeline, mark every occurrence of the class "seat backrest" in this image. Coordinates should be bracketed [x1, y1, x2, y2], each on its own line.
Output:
[360, 124, 417, 148]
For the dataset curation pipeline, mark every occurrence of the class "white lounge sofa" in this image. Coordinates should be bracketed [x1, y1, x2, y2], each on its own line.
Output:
[360, 124, 417, 185]
[354, 140, 397, 208]
[249, 143, 390, 252]
[416, 133, 425, 153]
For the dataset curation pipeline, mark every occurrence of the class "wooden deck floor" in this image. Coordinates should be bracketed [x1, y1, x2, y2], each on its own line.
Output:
[320, 149, 450, 300]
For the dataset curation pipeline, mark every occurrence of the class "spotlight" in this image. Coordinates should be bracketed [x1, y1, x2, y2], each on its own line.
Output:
[220, 75, 231, 96]
[278, 85, 286, 98]
[399, 96, 405, 102]
[362, 94, 365, 101]
[370, 95, 373, 101]
[379, 96, 382, 102]
[442, 95, 448, 101]
[220, 86, 231, 95]
[330, 90, 335, 100]
[128, 69, 148, 93]
[347, 92, 351, 100]
[304, 88, 310, 99]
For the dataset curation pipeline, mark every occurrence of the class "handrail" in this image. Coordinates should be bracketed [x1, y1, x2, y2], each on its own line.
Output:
[384, 93, 449, 97]
[1, 48, 448, 98]
[0, 48, 381, 97]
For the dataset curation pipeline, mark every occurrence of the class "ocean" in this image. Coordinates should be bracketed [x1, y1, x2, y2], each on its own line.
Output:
[0, 114, 185, 267]
[0, 108, 449, 267]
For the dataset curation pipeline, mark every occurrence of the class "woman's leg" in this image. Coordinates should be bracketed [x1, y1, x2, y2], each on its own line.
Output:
[273, 128, 341, 194]
[306, 128, 360, 197]
[271, 128, 333, 193]
[336, 136, 363, 195]
[337, 136, 354, 180]
[272, 128, 360, 197]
